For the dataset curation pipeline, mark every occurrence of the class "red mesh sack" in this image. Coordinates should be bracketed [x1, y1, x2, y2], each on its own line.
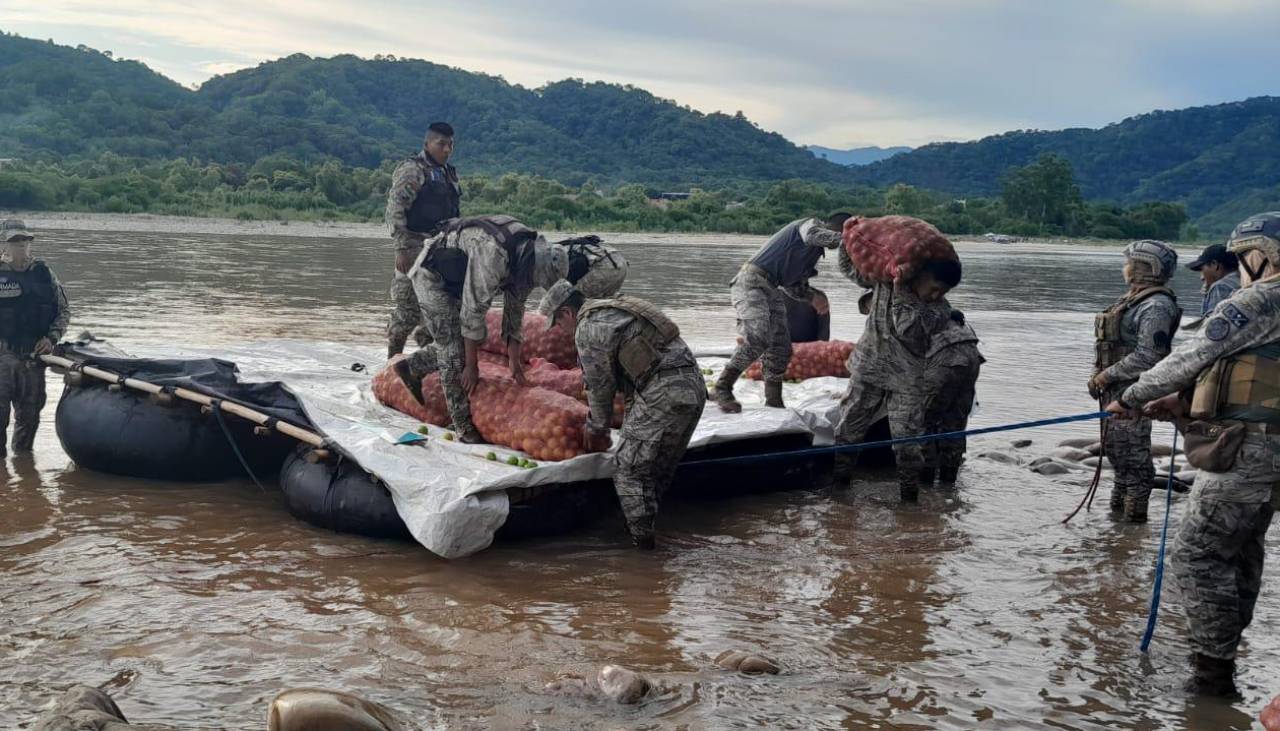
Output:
[745, 340, 855, 381]
[480, 310, 578, 368]
[525, 358, 625, 428]
[842, 215, 956, 284]
[372, 355, 434, 423]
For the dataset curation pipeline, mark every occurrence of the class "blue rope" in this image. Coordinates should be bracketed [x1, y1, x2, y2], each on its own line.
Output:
[211, 399, 269, 493]
[1141, 429, 1180, 653]
[681, 411, 1111, 467]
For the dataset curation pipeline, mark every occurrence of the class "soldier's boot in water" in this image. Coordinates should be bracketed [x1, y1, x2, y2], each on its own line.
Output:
[898, 466, 921, 503]
[713, 368, 744, 414]
[1185, 653, 1238, 697]
[832, 452, 858, 486]
[393, 358, 425, 404]
[1109, 485, 1127, 513]
[764, 380, 785, 408]
[1123, 492, 1149, 524]
[938, 462, 961, 485]
[917, 466, 937, 487]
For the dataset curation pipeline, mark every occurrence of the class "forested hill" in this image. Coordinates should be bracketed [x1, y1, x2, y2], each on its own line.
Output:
[0, 33, 854, 188]
[847, 96, 1280, 226]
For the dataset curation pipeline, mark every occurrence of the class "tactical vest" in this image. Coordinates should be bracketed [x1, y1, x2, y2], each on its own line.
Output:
[0, 261, 58, 353]
[579, 296, 681, 387]
[926, 323, 980, 360]
[749, 219, 825, 288]
[425, 215, 538, 299]
[1094, 286, 1180, 370]
[404, 156, 461, 236]
[1190, 342, 1280, 424]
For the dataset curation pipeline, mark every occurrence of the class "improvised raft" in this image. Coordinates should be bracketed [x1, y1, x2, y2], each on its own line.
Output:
[45, 339, 891, 550]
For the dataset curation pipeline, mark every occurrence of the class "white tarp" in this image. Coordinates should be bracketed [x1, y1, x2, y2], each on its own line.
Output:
[104, 340, 850, 558]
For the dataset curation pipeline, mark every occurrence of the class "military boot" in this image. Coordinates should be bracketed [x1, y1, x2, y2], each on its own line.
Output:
[1185, 653, 1238, 697]
[764, 380, 785, 408]
[1109, 486, 1127, 513]
[713, 368, 744, 414]
[938, 462, 961, 485]
[832, 451, 858, 486]
[918, 466, 937, 487]
[456, 423, 485, 444]
[898, 466, 920, 503]
[393, 358, 425, 404]
[1123, 493, 1149, 524]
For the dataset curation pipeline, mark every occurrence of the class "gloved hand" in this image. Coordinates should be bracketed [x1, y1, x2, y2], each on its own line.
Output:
[581, 424, 613, 453]
[33, 337, 54, 356]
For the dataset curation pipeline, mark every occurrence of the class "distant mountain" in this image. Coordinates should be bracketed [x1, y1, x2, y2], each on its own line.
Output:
[846, 97, 1280, 227]
[0, 32, 856, 188]
[807, 145, 912, 166]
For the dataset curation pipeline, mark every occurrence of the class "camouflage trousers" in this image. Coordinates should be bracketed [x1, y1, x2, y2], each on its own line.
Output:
[406, 268, 472, 432]
[387, 271, 430, 356]
[922, 363, 980, 475]
[834, 376, 925, 478]
[614, 361, 707, 545]
[0, 352, 47, 453]
[1102, 385, 1154, 513]
[1172, 431, 1280, 660]
[725, 269, 791, 381]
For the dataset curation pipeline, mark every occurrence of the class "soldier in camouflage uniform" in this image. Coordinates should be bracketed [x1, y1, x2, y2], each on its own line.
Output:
[1089, 240, 1181, 523]
[1110, 212, 1280, 696]
[385, 122, 461, 358]
[921, 309, 984, 485]
[714, 214, 848, 412]
[0, 220, 70, 455]
[834, 245, 959, 501]
[542, 281, 706, 549]
[533, 235, 630, 308]
[397, 215, 559, 443]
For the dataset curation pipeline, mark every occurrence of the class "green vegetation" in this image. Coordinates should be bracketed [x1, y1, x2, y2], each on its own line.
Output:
[0, 153, 1190, 239]
[0, 32, 1202, 238]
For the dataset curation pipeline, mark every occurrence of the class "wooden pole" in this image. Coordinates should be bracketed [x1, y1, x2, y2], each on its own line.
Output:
[39, 353, 329, 453]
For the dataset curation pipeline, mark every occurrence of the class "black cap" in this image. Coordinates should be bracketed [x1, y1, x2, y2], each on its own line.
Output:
[1186, 243, 1237, 272]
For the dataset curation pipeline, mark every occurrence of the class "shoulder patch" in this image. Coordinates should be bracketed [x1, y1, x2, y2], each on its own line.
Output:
[1222, 304, 1249, 329]
[1205, 317, 1231, 342]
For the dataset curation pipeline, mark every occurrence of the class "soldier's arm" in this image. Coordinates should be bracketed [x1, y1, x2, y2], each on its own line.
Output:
[1102, 298, 1178, 384]
[837, 245, 873, 288]
[1123, 292, 1280, 407]
[47, 268, 70, 342]
[890, 291, 935, 358]
[385, 161, 426, 251]
[459, 233, 508, 342]
[798, 218, 842, 249]
[500, 283, 529, 345]
[575, 322, 618, 430]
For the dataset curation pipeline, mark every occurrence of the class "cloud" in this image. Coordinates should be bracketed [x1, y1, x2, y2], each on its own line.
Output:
[1, 0, 1277, 148]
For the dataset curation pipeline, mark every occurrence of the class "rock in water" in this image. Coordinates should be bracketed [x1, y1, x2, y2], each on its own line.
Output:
[1051, 447, 1093, 462]
[1028, 456, 1053, 468]
[976, 451, 1020, 465]
[1175, 470, 1198, 483]
[269, 688, 407, 731]
[1082, 456, 1111, 469]
[1057, 437, 1097, 449]
[596, 665, 651, 704]
[1010, 439, 1032, 449]
[1033, 461, 1071, 475]
[1150, 443, 1182, 457]
[1086, 442, 1103, 456]
[33, 686, 133, 731]
[715, 650, 782, 675]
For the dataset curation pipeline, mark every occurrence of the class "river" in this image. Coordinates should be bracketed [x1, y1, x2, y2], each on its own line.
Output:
[2, 222, 1275, 730]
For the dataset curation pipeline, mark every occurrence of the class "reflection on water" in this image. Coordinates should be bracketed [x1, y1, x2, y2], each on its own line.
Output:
[1, 228, 1273, 729]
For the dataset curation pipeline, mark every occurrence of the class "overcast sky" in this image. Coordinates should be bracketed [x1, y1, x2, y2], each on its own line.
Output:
[3, 0, 1278, 148]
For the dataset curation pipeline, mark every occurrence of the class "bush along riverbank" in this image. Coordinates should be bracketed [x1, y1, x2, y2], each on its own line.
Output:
[0, 153, 1195, 240]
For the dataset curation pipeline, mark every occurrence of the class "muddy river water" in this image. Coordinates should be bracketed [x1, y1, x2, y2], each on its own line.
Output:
[2, 224, 1276, 729]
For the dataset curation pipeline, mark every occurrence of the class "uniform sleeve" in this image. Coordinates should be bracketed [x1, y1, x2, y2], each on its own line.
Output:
[1102, 297, 1179, 384]
[890, 290, 936, 358]
[837, 244, 873, 288]
[798, 219, 842, 249]
[459, 232, 510, 342]
[1123, 290, 1280, 407]
[47, 268, 70, 342]
[501, 284, 529, 344]
[575, 318, 618, 430]
[385, 161, 426, 251]
[781, 282, 815, 301]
